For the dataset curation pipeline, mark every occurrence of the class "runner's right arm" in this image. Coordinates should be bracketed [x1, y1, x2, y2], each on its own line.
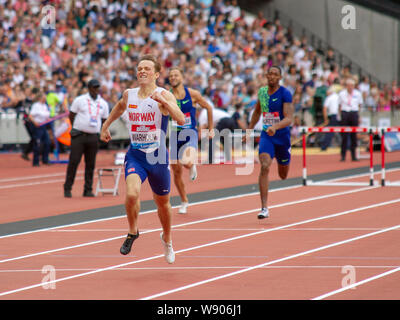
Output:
[248, 99, 261, 130]
[243, 99, 261, 142]
[189, 88, 214, 138]
[100, 90, 128, 142]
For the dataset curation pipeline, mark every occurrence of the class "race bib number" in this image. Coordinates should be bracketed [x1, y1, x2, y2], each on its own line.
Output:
[89, 116, 98, 127]
[262, 112, 280, 130]
[172, 112, 192, 130]
[130, 124, 160, 149]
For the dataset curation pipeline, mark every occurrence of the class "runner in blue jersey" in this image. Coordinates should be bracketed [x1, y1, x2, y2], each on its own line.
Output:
[100, 55, 185, 264]
[168, 67, 214, 214]
[246, 66, 294, 219]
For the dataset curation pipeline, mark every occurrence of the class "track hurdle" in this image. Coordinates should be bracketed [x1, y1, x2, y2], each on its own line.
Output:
[380, 127, 400, 186]
[300, 126, 376, 187]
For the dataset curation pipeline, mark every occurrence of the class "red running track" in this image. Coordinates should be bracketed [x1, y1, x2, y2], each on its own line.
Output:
[0, 166, 400, 300]
[0, 149, 397, 222]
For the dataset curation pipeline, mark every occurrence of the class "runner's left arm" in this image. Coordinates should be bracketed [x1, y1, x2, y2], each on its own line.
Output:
[189, 88, 214, 137]
[151, 90, 185, 125]
[276, 101, 294, 130]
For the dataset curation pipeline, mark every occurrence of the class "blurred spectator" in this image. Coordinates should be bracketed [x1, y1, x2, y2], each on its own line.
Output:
[301, 85, 315, 126]
[0, 0, 396, 155]
[330, 77, 343, 94]
[75, 7, 88, 30]
[290, 114, 302, 147]
[325, 48, 336, 65]
[21, 87, 37, 161]
[320, 87, 340, 151]
[327, 64, 340, 86]
[292, 93, 303, 114]
[231, 102, 247, 131]
[110, 10, 127, 31]
[358, 76, 370, 101]
[338, 78, 363, 161]
[364, 87, 379, 113]
[379, 84, 392, 112]
[198, 105, 230, 136]
[0, 79, 17, 112]
[312, 75, 328, 125]
[391, 81, 400, 112]
[28, 89, 51, 167]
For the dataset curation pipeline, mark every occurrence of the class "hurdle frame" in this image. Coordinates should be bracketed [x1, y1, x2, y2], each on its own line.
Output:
[379, 127, 400, 186]
[300, 126, 377, 187]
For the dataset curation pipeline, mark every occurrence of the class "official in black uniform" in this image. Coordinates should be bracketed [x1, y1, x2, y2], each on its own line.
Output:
[63, 79, 109, 197]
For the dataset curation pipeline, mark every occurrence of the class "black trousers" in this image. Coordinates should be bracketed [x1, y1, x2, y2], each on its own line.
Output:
[340, 111, 359, 160]
[23, 120, 35, 155]
[32, 125, 50, 165]
[215, 117, 238, 162]
[64, 132, 99, 193]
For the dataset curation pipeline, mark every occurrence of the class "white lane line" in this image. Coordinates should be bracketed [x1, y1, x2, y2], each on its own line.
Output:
[50, 227, 394, 232]
[1, 165, 399, 184]
[1, 165, 398, 191]
[0, 189, 260, 240]
[141, 222, 400, 300]
[0, 265, 398, 273]
[0, 186, 375, 263]
[50, 229, 128, 232]
[0, 177, 84, 190]
[2, 167, 397, 239]
[0, 171, 82, 183]
[0, 195, 398, 297]
[315, 256, 400, 260]
[0, 183, 314, 240]
[313, 266, 400, 300]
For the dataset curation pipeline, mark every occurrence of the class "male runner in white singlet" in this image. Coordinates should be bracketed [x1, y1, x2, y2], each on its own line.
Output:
[100, 55, 185, 264]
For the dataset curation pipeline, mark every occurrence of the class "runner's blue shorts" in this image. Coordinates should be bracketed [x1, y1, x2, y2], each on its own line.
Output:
[259, 130, 291, 165]
[124, 146, 170, 195]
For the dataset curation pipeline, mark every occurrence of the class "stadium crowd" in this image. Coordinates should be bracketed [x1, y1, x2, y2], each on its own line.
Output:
[1, 0, 400, 140]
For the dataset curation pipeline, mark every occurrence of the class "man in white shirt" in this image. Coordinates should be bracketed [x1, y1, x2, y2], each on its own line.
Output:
[63, 79, 109, 197]
[28, 90, 51, 167]
[338, 78, 363, 161]
[197, 106, 230, 133]
[358, 76, 370, 99]
[320, 87, 339, 151]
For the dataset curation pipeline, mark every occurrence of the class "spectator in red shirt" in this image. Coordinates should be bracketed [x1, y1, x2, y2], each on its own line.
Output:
[390, 80, 400, 112]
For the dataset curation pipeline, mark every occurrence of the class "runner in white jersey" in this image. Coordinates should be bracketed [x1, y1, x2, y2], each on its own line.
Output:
[126, 86, 168, 153]
[100, 55, 185, 264]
